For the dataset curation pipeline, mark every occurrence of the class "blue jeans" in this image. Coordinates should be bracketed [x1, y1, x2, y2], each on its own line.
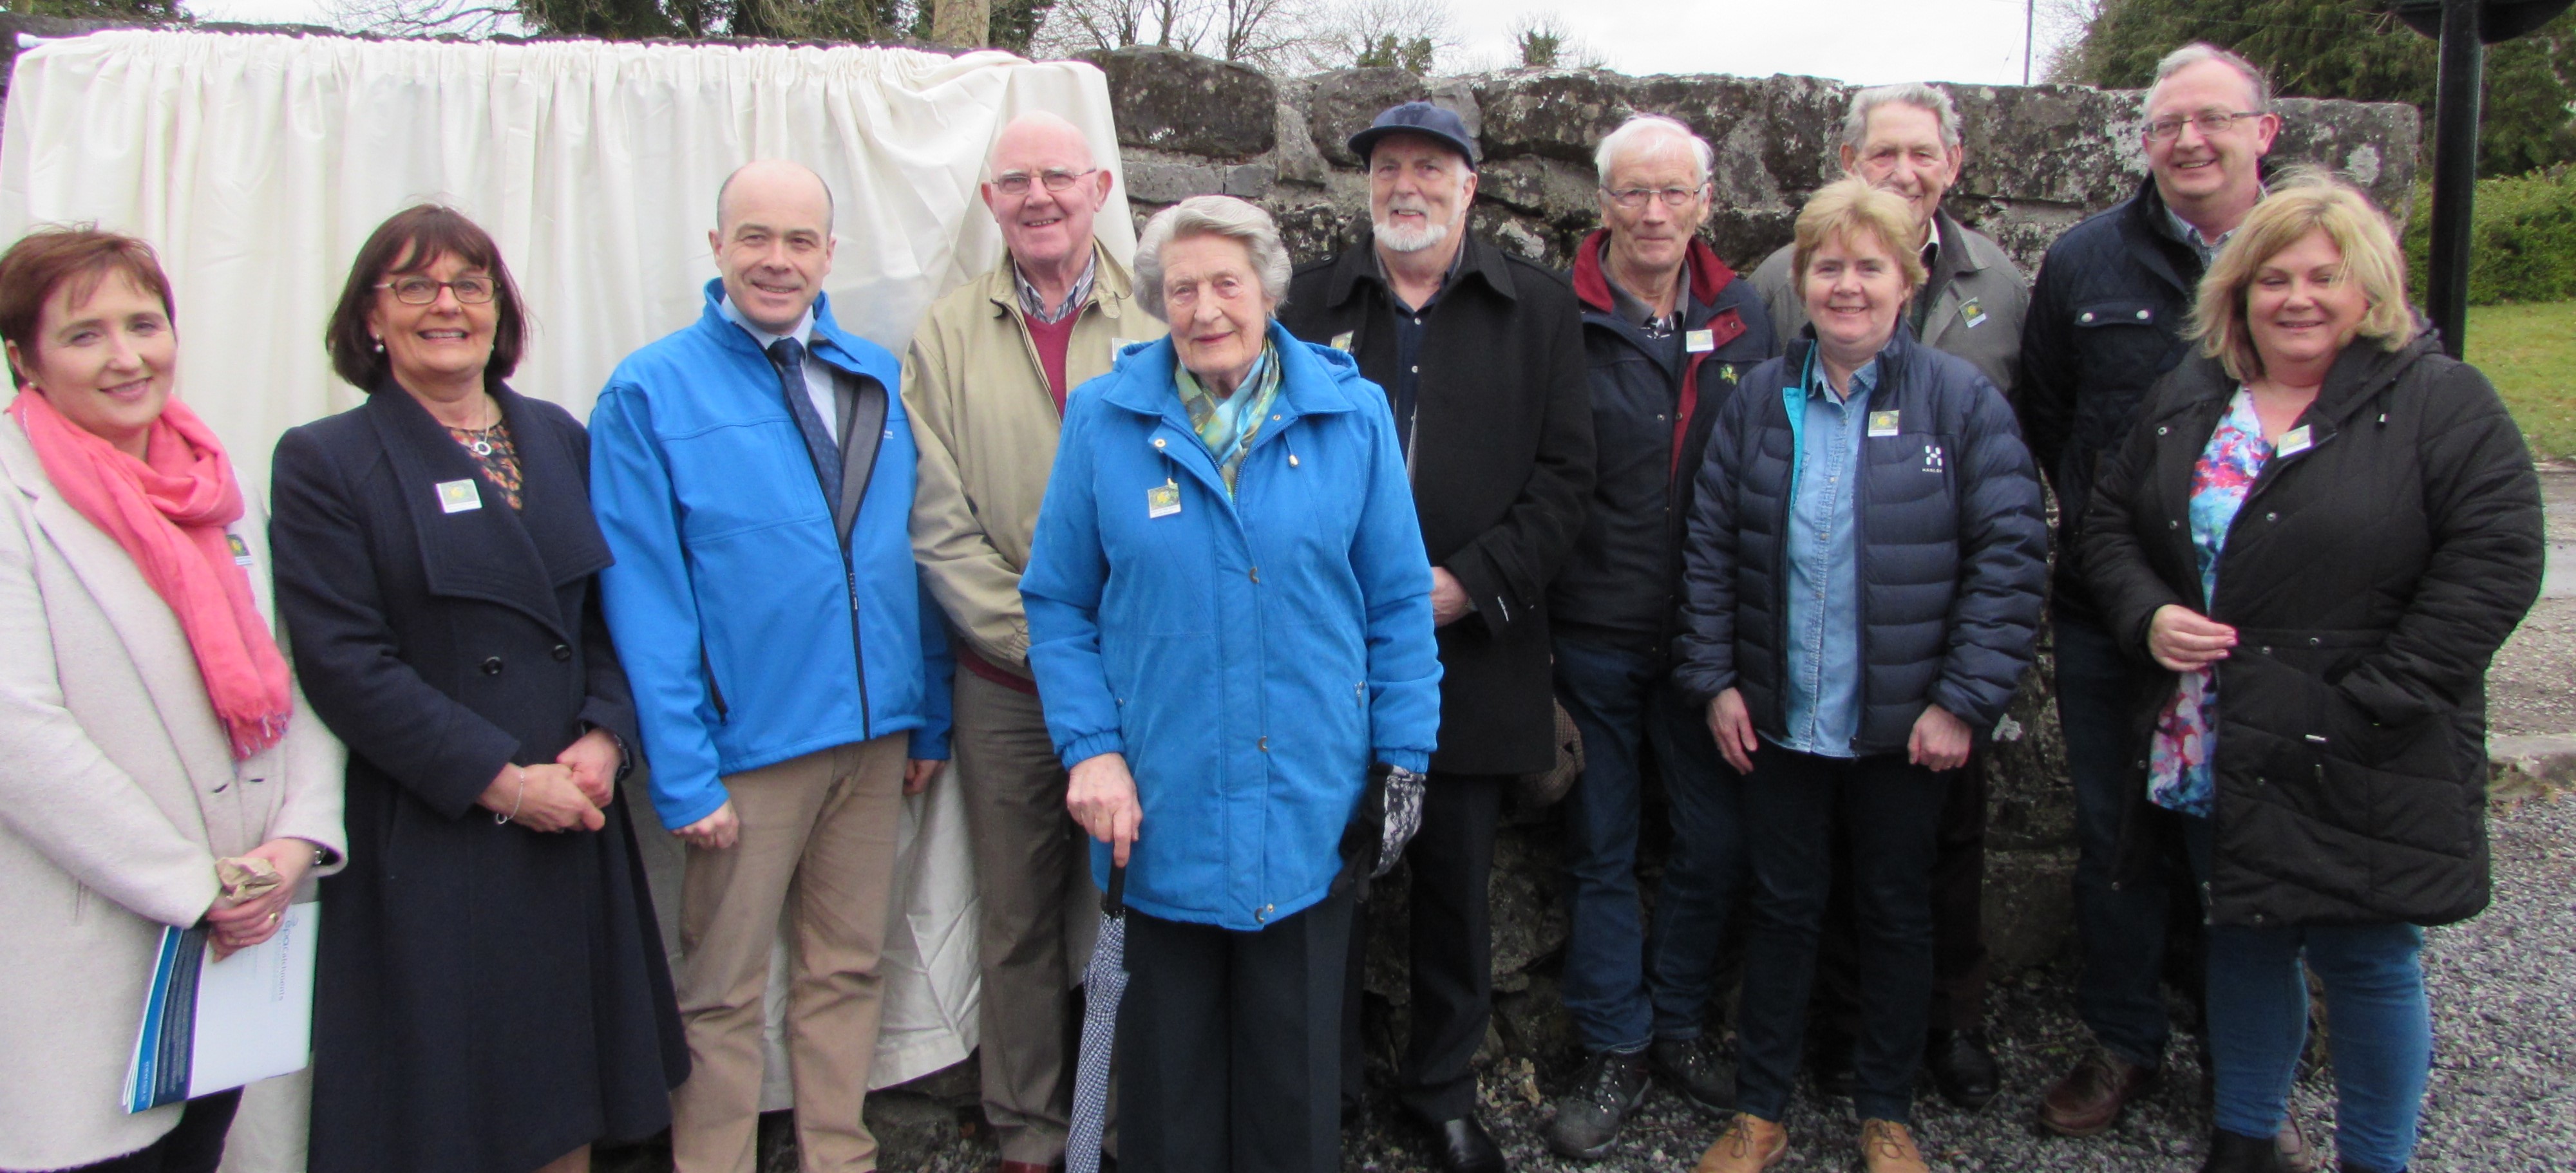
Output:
[2055, 617, 2173, 1065]
[2182, 821, 2430, 1173]
[1734, 742, 1947, 1126]
[1551, 634, 1746, 1053]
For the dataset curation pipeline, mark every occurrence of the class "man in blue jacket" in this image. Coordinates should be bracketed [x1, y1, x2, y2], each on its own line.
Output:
[590, 158, 951, 1173]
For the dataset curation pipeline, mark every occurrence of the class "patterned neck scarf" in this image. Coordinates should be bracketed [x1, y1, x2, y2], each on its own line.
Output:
[1175, 340, 1283, 495]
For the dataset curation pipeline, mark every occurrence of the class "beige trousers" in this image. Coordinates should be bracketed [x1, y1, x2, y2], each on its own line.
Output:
[670, 735, 909, 1173]
[952, 671, 1101, 1165]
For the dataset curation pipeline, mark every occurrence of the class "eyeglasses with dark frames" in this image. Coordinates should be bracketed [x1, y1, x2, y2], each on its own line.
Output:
[377, 276, 497, 305]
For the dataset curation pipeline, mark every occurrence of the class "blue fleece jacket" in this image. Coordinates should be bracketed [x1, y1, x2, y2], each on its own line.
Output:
[591, 281, 952, 830]
[1021, 325, 1443, 930]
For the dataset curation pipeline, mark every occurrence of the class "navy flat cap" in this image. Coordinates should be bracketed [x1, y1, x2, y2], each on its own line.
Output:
[1348, 101, 1479, 171]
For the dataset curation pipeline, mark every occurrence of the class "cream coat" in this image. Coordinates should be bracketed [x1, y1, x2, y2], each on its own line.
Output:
[903, 247, 1162, 677]
[0, 413, 345, 1171]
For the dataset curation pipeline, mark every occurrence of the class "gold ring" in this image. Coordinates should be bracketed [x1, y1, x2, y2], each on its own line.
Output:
[268, 910, 279, 923]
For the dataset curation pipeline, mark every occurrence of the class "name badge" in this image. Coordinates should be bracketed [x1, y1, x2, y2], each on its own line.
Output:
[1685, 328, 1716, 354]
[437, 479, 482, 513]
[1330, 330, 1355, 353]
[1867, 409, 1902, 438]
[2277, 425, 2313, 458]
[1146, 480, 1181, 519]
[1958, 298, 1987, 330]
[226, 533, 254, 566]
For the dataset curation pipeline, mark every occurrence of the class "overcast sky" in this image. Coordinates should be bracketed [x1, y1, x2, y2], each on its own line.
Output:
[183, 0, 2081, 88]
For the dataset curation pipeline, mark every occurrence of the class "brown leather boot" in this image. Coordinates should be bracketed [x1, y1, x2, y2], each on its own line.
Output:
[2038, 1048, 2159, 1137]
[1693, 1112, 1787, 1173]
[1857, 1120, 1929, 1173]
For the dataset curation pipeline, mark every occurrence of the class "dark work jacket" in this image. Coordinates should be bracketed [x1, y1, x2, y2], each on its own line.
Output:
[1552, 230, 1777, 650]
[1674, 328, 2048, 752]
[2014, 176, 2208, 626]
[2080, 337, 2543, 928]
[270, 383, 688, 1173]
[1280, 230, 1595, 775]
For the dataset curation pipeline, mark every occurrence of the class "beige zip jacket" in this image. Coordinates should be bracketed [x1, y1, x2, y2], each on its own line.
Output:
[904, 247, 1164, 679]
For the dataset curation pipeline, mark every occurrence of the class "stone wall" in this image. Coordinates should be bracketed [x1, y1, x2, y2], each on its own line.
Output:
[1082, 43, 2423, 1074]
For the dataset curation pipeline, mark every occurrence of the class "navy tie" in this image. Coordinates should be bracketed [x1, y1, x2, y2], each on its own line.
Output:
[768, 337, 842, 512]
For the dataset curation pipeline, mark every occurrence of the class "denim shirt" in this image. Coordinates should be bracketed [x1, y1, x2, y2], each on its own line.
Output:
[1772, 345, 1880, 758]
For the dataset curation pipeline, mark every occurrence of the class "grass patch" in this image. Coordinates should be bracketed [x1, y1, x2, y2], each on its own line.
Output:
[2466, 300, 2576, 461]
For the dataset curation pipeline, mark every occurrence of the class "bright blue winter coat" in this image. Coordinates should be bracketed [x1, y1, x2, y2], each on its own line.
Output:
[590, 281, 952, 832]
[1021, 324, 1443, 931]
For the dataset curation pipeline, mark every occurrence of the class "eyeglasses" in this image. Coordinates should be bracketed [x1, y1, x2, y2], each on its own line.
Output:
[2145, 111, 2264, 142]
[992, 168, 1099, 196]
[1602, 185, 1708, 210]
[377, 276, 497, 305]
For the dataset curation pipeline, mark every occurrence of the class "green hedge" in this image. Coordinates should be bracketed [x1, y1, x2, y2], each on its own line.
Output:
[2405, 166, 2576, 306]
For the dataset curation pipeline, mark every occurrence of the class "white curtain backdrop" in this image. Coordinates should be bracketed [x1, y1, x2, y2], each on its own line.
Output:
[0, 28, 1133, 1158]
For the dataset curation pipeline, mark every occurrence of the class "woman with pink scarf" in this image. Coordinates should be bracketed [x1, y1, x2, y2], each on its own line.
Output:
[0, 227, 345, 1173]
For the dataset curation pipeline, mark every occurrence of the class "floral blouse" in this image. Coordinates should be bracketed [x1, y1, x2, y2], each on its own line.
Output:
[2148, 389, 2271, 817]
[448, 420, 524, 511]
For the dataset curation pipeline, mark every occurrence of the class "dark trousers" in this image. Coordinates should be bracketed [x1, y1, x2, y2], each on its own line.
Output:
[61, 1091, 242, 1173]
[2056, 617, 2174, 1066]
[1813, 759, 1989, 1033]
[1734, 742, 1948, 1127]
[1550, 634, 1747, 1053]
[1119, 890, 1353, 1173]
[1341, 771, 1503, 1122]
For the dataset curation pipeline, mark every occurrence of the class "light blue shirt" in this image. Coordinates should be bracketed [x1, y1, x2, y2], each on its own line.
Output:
[1773, 346, 1879, 758]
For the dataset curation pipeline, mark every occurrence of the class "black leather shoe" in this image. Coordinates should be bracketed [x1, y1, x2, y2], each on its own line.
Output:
[1807, 1026, 1857, 1100]
[1647, 1035, 1736, 1116]
[1424, 1113, 1508, 1173]
[2202, 1128, 2287, 1173]
[1924, 1027, 1999, 1111]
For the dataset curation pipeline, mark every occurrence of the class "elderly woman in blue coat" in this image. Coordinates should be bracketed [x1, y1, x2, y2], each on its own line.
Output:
[1021, 194, 1443, 1173]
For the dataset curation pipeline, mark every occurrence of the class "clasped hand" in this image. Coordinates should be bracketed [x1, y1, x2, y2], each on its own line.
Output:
[204, 838, 317, 961]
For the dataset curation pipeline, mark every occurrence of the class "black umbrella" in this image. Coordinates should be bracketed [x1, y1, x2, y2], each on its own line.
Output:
[1066, 865, 1126, 1173]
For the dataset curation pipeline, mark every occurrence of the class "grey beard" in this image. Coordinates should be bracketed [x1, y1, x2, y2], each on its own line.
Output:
[1372, 218, 1450, 254]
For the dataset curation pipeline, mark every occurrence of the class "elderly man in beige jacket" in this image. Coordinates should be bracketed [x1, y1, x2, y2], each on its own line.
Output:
[904, 110, 1162, 1173]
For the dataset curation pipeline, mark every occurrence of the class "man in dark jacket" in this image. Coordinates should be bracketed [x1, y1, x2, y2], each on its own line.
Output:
[2012, 42, 2281, 1141]
[1278, 101, 1594, 1173]
[1540, 113, 1775, 1161]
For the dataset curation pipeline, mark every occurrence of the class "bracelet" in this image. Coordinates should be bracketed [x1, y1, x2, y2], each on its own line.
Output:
[494, 766, 526, 825]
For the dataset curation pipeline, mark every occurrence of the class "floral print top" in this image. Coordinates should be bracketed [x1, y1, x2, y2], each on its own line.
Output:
[448, 420, 524, 511]
[2148, 389, 2271, 816]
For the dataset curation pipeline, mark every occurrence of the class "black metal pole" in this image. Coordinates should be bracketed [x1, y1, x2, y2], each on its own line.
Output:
[2426, 0, 2484, 359]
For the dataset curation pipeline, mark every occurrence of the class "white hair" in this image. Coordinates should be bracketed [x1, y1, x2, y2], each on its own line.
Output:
[1593, 114, 1715, 188]
[1133, 195, 1293, 323]
[2148, 42, 2273, 113]
[1840, 83, 1962, 152]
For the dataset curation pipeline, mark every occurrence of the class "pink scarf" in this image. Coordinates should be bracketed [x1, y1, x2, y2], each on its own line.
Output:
[10, 391, 290, 758]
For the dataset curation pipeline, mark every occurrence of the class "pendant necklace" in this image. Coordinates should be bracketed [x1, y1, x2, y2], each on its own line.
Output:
[468, 395, 495, 456]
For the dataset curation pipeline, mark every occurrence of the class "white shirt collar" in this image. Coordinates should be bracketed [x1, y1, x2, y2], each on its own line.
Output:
[717, 292, 817, 353]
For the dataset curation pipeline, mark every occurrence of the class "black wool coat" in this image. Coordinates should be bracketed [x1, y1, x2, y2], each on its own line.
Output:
[1671, 328, 2049, 751]
[269, 383, 688, 1173]
[2081, 337, 2544, 928]
[1279, 230, 1596, 776]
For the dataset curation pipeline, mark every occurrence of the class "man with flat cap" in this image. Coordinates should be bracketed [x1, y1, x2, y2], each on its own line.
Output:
[1279, 101, 1594, 1173]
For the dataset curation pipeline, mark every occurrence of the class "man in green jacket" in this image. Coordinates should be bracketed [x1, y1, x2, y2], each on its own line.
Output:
[902, 111, 1164, 1173]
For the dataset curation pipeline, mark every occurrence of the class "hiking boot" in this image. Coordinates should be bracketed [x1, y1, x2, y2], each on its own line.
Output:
[1692, 1113, 1786, 1173]
[2038, 1047, 2159, 1137]
[1542, 1047, 1650, 1160]
[1857, 1119, 1929, 1173]
[1649, 1035, 1736, 1117]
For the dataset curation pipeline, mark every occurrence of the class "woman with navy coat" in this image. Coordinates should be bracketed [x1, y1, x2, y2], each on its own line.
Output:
[269, 206, 687, 1173]
[1020, 194, 1444, 1173]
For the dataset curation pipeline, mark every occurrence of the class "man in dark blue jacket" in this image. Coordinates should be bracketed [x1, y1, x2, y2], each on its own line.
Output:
[2012, 44, 2282, 1142]
[1540, 113, 1776, 1161]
